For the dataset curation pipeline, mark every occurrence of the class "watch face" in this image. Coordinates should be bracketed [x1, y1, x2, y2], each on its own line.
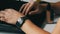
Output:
[18, 18, 23, 24]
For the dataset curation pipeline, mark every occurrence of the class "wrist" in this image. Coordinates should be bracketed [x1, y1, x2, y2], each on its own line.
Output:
[16, 16, 28, 28]
[14, 13, 25, 25]
[21, 19, 29, 28]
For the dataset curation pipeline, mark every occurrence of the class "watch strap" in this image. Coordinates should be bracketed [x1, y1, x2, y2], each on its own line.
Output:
[16, 17, 28, 28]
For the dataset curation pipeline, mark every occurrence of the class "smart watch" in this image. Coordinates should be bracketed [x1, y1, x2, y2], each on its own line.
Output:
[16, 16, 28, 28]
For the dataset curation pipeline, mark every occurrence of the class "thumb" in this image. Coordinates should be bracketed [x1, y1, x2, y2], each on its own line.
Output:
[29, 11, 38, 15]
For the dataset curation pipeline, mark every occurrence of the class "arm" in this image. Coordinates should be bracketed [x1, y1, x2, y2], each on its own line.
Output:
[0, 9, 50, 34]
[52, 18, 60, 34]
[51, 2, 60, 34]
[46, 10, 53, 23]
[21, 19, 50, 34]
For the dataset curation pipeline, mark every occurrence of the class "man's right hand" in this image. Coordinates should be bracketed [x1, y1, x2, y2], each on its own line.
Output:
[19, 2, 40, 15]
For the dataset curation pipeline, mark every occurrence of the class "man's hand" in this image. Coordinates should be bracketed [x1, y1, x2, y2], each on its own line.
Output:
[19, 2, 40, 15]
[0, 9, 24, 25]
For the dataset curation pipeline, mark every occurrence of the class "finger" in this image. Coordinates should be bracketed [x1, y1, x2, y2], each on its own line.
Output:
[29, 11, 38, 15]
[4, 9, 16, 15]
[22, 3, 30, 14]
[0, 11, 4, 17]
[0, 17, 6, 21]
[0, 11, 9, 19]
[19, 4, 26, 12]
[0, 10, 8, 16]
[4, 9, 13, 12]
[25, 2, 34, 15]
[29, 11, 34, 15]
[0, 11, 5, 15]
[0, 11, 5, 17]
[29, 8, 40, 15]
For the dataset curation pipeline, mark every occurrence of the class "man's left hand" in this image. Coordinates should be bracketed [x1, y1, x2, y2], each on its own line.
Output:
[0, 9, 24, 25]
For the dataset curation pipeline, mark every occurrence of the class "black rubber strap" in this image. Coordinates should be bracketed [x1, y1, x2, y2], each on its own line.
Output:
[16, 17, 28, 29]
